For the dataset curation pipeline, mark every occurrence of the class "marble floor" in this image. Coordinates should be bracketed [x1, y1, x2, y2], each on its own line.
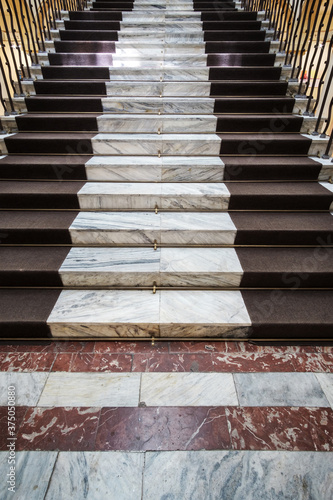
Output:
[0, 340, 333, 499]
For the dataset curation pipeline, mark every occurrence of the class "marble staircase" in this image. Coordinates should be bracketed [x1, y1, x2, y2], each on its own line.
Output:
[0, 0, 333, 341]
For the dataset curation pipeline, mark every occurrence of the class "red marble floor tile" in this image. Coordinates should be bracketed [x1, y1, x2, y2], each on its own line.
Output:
[0, 352, 56, 372]
[0, 406, 29, 450]
[237, 343, 319, 354]
[0, 342, 54, 353]
[318, 346, 333, 354]
[211, 352, 296, 372]
[53, 341, 95, 353]
[225, 406, 333, 451]
[168, 341, 240, 354]
[94, 341, 169, 354]
[52, 353, 132, 372]
[320, 354, 333, 372]
[16, 407, 101, 451]
[132, 353, 214, 372]
[95, 407, 231, 451]
[289, 353, 332, 373]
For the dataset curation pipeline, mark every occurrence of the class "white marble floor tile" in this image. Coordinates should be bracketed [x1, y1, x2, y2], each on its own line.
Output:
[105, 82, 162, 96]
[160, 182, 229, 209]
[97, 115, 162, 133]
[143, 450, 333, 500]
[60, 247, 161, 287]
[0, 372, 48, 406]
[160, 247, 243, 286]
[38, 373, 141, 406]
[163, 81, 210, 95]
[69, 212, 160, 245]
[316, 373, 333, 409]
[92, 133, 163, 155]
[140, 372, 238, 406]
[234, 372, 331, 407]
[85, 156, 162, 182]
[77, 182, 161, 210]
[162, 134, 221, 155]
[161, 156, 224, 182]
[159, 290, 251, 337]
[160, 212, 237, 244]
[47, 290, 160, 338]
[45, 452, 144, 500]
[0, 451, 57, 500]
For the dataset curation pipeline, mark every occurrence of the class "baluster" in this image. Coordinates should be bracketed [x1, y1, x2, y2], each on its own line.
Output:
[0, 2, 24, 96]
[304, 1, 331, 114]
[290, 0, 312, 80]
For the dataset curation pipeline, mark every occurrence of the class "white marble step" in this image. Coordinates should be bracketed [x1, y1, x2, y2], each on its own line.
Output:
[91, 133, 221, 155]
[77, 182, 230, 210]
[47, 289, 251, 338]
[118, 32, 204, 43]
[108, 67, 210, 81]
[120, 22, 203, 31]
[97, 114, 217, 133]
[122, 13, 200, 21]
[60, 247, 243, 287]
[114, 42, 205, 56]
[106, 81, 211, 96]
[102, 97, 214, 113]
[111, 55, 208, 68]
[69, 211, 236, 245]
[85, 156, 225, 182]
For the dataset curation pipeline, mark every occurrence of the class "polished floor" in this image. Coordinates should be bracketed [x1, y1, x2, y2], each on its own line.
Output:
[0, 340, 333, 499]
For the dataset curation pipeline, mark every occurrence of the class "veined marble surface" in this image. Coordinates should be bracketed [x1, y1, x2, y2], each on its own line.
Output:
[48, 289, 160, 337]
[0, 372, 48, 406]
[234, 373, 331, 407]
[140, 373, 238, 406]
[101, 97, 214, 114]
[111, 54, 208, 68]
[105, 82, 211, 97]
[143, 450, 333, 500]
[316, 373, 333, 408]
[159, 290, 251, 337]
[48, 289, 249, 338]
[118, 31, 204, 43]
[92, 133, 162, 155]
[69, 211, 160, 245]
[77, 181, 229, 210]
[106, 82, 162, 96]
[59, 247, 243, 287]
[38, 372, 141, 406]
[0, 452, 57, 500]
[115, 41, 205, 56]
[69, 211, 236, 245]
[160, 247, 243, 286]
[85, 155, 224, 182]
[108, 67, 209, 81]
[85, 155, 163, 182]
[96, 115, 217, 134]
[60, 247, 161, 286]
[1, 451, 332, 500]
[120, 22, 202, 31]
[91, 133, 221, 156]
[45, 452, 144, 500]
[163, 81, 211, 96]
[314, 157, 333, 180]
